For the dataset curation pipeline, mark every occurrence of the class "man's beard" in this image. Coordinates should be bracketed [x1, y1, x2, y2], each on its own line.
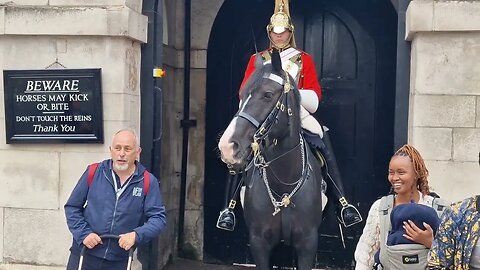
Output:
[113, 162, 129, 171]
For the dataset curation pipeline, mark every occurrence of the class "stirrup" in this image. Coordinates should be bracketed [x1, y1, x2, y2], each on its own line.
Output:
[338, 203, 363, 228]
[216, 208, 236, 231]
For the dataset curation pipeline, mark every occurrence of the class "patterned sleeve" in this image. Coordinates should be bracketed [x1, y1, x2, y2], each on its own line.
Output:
[354, 199, 381, 270]
[427, 204, 457, 269]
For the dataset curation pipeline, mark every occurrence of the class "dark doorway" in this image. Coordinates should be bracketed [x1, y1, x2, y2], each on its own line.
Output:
[205, 0, 397, 268]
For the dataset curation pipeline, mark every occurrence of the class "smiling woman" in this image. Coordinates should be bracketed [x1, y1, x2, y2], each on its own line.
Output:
[388, 145, 431, 203]
[354, 144, 450, 270]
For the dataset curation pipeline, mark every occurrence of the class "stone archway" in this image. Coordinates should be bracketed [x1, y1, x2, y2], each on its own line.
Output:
[204, 0, 397, 267]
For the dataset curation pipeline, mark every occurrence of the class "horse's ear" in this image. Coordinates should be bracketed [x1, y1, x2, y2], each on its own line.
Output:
[271, 48, 282, 73]
[255, 53, 263, 69]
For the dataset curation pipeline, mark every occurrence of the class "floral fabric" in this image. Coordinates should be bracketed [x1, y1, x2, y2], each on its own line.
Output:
[428, 196, 480, 270]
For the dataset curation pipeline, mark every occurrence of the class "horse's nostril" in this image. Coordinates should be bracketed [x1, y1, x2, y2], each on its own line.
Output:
[231, 141, 239, 151]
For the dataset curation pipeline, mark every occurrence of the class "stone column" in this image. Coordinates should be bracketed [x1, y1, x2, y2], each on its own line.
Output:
[406, 0, 480, 202]
[0, 1, 147, 268]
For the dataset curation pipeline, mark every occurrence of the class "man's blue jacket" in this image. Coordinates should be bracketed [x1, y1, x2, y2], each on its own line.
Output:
[65, 159, 167, 261]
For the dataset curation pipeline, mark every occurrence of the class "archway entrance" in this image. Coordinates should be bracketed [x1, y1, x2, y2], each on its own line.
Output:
[205, 0, 397, 267]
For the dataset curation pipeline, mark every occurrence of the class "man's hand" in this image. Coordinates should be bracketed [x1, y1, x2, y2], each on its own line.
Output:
[83, 233, 102, 249]
[119, 232, 136, 251]
[403, 220, 434, 248]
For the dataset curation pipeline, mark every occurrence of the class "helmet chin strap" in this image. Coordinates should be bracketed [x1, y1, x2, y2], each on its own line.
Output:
[272, 43, 291, 51]
[269, 34, 294, 51]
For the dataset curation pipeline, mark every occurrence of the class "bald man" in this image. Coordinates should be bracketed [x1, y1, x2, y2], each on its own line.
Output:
[65, 129, 166, 270]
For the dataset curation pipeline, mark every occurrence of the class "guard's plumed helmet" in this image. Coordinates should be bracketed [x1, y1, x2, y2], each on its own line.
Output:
[266, 0, 296, 49]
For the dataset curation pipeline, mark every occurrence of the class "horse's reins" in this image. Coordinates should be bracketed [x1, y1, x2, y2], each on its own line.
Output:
[237, 71, 310, 216]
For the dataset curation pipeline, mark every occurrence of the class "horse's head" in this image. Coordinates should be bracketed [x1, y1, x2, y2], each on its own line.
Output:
[218, 49, 301, 171]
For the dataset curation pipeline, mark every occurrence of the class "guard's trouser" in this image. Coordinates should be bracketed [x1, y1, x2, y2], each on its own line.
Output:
[300, 106, 347, 204]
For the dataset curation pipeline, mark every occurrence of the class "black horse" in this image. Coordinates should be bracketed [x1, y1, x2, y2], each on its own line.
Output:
[218, 49, 324, 270]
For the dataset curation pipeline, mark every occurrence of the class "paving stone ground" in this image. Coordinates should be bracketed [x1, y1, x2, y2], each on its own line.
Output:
[163, 258, 252, 270]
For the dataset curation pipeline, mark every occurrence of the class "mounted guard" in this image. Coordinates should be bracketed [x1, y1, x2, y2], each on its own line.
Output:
[217, 0, 362, 232]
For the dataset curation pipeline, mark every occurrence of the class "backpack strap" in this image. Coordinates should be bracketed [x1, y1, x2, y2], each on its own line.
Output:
[143, 170, 150, 196]
[87, 162, 100, 187]
[379, 195, 394, 243]
[88, 162, 151, 196]
[378, 194, 394, 267]
[425, 194, 450, 218]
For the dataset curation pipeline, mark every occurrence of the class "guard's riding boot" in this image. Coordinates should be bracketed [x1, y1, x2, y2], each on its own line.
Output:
[318, 132, 362, 227]
[216, 174, 240, 231]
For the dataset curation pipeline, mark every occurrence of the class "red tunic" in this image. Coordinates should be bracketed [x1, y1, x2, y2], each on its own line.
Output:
[239, 49, 322, 101]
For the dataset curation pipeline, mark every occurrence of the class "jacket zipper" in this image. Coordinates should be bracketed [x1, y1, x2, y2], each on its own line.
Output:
[103, 168, 143, 258]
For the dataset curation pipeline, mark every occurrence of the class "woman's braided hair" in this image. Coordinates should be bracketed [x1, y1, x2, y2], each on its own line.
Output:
[393, 144, 431, 195]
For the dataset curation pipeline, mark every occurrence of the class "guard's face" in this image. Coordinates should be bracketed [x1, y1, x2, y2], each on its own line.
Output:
[110, 131, 141, 172]
[388, 155, 417, 194]
[269, 30, 292, 48]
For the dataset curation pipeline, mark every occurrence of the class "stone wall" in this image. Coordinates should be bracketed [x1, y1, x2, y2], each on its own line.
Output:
[0, 1, 146, 269]
[160, 0, 223, 261]
[407, 0, 480, 203]
[155, 0, 183, 265]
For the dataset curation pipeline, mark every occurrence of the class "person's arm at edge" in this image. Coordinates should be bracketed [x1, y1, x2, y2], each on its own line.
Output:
[133, 173, 167, 245]
[64, 167, 94, 246]
[354, 199, 381, 270]
[427, 202, 460, 269]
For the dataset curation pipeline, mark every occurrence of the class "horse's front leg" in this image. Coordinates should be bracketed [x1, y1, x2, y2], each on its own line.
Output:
[249, 234, 275, 270]
[293, 231, 319, 270]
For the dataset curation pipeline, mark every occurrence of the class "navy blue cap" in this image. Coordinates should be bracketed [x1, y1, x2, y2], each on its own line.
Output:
[387, 202, 440, 245]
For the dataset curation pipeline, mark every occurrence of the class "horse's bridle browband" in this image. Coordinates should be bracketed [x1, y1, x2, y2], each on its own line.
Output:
[236, 72, 292, 141]
[236, 73, 286, 129]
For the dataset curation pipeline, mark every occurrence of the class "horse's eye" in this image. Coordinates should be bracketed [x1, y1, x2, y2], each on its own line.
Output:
[264, 92, 273, 99]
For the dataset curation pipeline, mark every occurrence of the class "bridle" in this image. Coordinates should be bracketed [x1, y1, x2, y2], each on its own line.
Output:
[237, 72, 294, 153]
[226, 71, 292, 175]
[234, 70, 311, 215]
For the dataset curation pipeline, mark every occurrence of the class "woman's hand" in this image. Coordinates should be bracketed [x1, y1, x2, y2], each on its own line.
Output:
[403, 220, 434, 248]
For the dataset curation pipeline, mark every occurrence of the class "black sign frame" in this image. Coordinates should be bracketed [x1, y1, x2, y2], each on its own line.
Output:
[3, 69, 104, 144]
